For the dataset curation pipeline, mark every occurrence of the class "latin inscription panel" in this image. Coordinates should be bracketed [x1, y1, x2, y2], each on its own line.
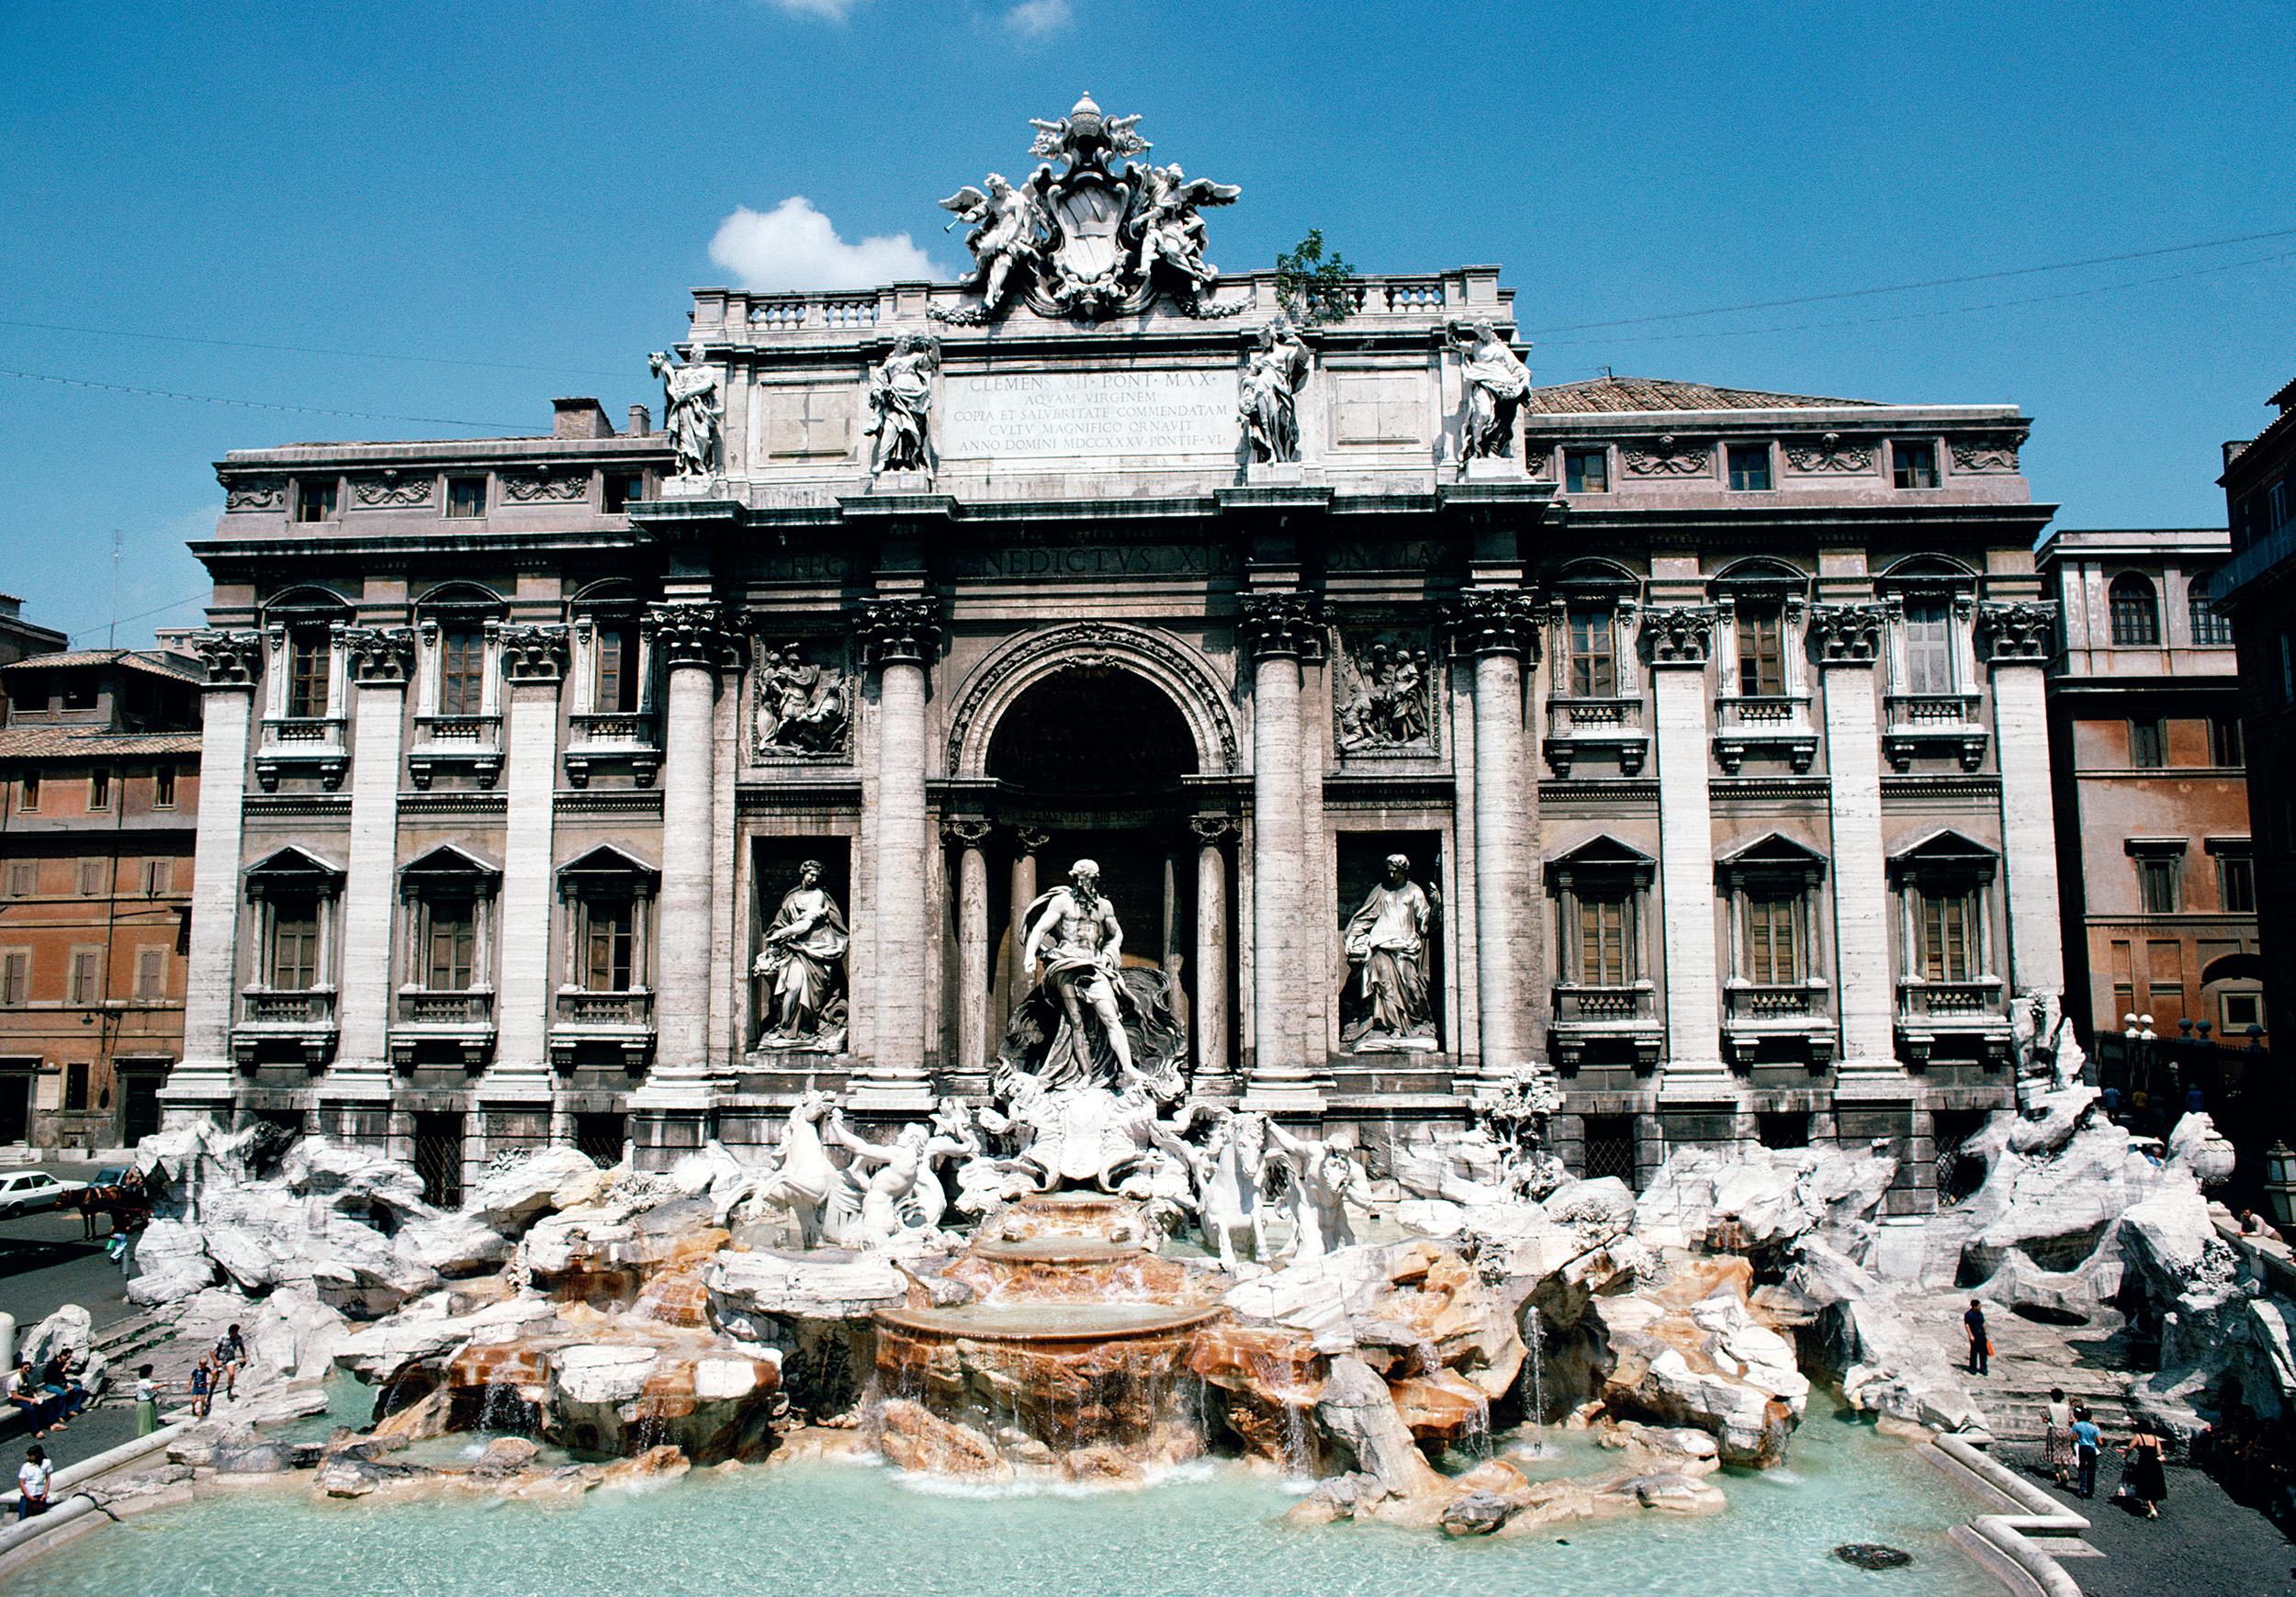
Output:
[940, 368, 1239, 460]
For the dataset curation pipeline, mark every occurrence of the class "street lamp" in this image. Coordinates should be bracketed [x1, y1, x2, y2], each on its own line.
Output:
[2122, 1013, 2158, 1121]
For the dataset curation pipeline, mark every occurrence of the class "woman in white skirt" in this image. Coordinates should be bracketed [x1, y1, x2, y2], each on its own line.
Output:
[2042, 1387, 2076, 1486]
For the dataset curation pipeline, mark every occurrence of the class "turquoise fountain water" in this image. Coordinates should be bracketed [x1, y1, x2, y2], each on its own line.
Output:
[16, 1394, 1997, 1597]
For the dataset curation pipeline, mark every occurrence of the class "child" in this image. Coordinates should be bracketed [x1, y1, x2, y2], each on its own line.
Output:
[189, 1356, 212, 1421]
[17, 1445, 51, 1521]
[134, 1364, 161, 1436]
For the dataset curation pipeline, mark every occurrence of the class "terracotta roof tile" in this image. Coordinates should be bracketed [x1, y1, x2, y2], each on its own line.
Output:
[0, 727, 202, 759]
[1525, 376, 1880, 415]
[0, 648, 203, 682]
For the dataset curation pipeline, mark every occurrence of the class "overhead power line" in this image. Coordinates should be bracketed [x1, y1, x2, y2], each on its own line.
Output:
[69, 589, 211, 647]
[0, 317, 628, 380]
[1535, 247, 2296, 349]
[0, 367, 528, 431]
[1522, 224, 2296, 335]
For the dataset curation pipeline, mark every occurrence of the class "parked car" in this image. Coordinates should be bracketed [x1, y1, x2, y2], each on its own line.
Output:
[0, 1170, 88, 1219]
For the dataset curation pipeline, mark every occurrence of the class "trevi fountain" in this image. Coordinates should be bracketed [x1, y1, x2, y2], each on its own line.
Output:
[9, 96, 2293, 1597]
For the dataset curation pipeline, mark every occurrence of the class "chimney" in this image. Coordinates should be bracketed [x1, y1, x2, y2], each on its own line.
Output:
[627, 404, 651, 437]
[552, 398, 614, 440]
[0, 594, 20, 619]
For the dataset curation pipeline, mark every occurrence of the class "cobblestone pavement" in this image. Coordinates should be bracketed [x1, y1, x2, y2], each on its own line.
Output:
[1996, 1441, 2296, 1597]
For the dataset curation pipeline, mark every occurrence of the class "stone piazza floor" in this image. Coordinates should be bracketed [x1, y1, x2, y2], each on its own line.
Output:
[4, 1154, 2293, 1594]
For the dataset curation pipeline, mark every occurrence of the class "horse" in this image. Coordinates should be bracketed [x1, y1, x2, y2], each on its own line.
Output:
[1198, 1110, 1273, 1270]
[749, 1091, 839, 1247]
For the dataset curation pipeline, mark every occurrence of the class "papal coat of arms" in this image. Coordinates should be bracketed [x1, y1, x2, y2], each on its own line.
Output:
[933, 94, 1243, 324]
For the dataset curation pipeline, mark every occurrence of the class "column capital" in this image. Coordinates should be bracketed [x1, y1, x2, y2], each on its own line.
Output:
[1012, 824, 1052, 856]
[1188, 815, 1240, 845]
[940, 816, 994, 848]
[1638, 604, 1716, 668]
[1443, 588, 1541, 658]
[189, 628, 264, 687]
[647, 601, 742, 670]
[1806, 602, 1889, 665]
[855, 595, 942, 669]
[497, 624, 570, 683]
[1237, 590, 1326, 661]
[1975, 600, 2056, 664]
[342, 625, 416, 685]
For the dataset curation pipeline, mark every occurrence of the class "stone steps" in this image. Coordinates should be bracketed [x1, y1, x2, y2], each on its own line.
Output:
[1980, 1385, 2138, 1439]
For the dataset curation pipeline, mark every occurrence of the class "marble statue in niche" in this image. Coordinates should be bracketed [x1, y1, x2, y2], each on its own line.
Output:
[753, 860, 850, 1051]
[1005, 859, 1186, 1095]
[648, 349, 722, 480]
[1341, 854, 1438, 1052]
[753, 643, 850, 756]
[1238, 320, 1310, 465]
[865, 332, 940, 477]
[1334, 635, 1435, 751]
[1449, 320, 1529, 460]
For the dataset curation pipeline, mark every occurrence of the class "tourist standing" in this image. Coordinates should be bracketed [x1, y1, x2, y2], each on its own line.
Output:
[2071, 1408, 2103, 1499]
[2043, 1388, 2075, 1486]
[1964, 1299, 1990, 1376]
[188, 1357, 211, 1420]
[2120, 1428, 2168, 1519]
[134, 1364, 160, 1436]
[214, 1325, 246, 1401]
[16, 1445, 51, 1520]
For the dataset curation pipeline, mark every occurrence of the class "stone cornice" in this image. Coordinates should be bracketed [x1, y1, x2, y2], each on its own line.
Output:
[854, 595, 943, 669]
[1443, 589, 1541, 659]
[1806, 602, 1889, 665]
[1236, 591, 1327, 661]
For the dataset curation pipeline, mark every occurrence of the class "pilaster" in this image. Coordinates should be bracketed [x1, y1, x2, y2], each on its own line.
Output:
[493, 626, 568, 1090]
[1809, 603, 1899, 1075]
[1643, 605, 1725, 1081]
[335, 627, 415, 1089]
[163, 631, 263, 1119]
[1978, 602, 2065, 1000]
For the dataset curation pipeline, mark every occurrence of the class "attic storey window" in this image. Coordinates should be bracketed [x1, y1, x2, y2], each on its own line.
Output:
[295, 478, 338, 522]
[1891, 440, 1939, 489]
[1563, 448, 1608, 494]
[445, 477, 488, 519]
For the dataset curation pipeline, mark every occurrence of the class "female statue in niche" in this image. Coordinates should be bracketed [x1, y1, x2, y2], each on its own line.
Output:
[754, 860, 850, 1050]
[1341, 853, 1437, 1052]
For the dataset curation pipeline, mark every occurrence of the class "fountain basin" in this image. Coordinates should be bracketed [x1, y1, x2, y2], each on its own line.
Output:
[877, 1303, 1221, 1342]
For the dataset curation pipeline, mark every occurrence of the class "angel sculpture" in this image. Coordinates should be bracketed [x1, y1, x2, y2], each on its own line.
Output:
[938, 172, 1049, 312]
[1130, 163, 1239, 294]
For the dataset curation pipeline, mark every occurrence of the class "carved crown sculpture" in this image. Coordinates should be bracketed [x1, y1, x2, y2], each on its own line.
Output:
[495, 624, 570, 683]
[856, 596, 944, 667]
[1639, 605, 1716, 666]
[1444, 590, 1542, 659]
[1975, 600, 2056, 662]
[342, 626, 416, 684]
[1236, 591, 1327, 661]
[647, 602, 743, 670]
[1806, 602, 1890, 664]
[189, 629, 264, 686]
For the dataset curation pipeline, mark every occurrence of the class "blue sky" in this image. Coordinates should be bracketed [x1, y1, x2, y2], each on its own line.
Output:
[3, 0, 2292, 647]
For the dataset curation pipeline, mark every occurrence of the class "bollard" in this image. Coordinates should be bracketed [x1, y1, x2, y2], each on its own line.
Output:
[0, 1310, 14, 1371]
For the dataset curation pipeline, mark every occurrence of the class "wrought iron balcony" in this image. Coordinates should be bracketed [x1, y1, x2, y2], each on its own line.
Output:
[1543, 695, 1649, 775]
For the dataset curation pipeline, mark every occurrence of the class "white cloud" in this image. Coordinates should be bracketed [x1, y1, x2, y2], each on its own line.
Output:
[763, 0, 865, 20]
[707, 197, 941, 292]
[1004, 0, 1073, 38]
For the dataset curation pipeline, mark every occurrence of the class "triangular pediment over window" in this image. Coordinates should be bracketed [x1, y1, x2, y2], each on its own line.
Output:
[243, 845, 345, 887]
[1716, 831, 1827, 885]
[399, 843, 502, 890]
[1886, 828, 1997, 883]
[1546, 834, 1657, 889]
[555, 843, 660, 890]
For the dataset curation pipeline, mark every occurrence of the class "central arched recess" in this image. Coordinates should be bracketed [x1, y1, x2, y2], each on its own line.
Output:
[981, 665, 1207, 1040]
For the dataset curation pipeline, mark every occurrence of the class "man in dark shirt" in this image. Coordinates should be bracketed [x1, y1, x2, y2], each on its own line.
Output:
[1964, 1299, 1989, 1376]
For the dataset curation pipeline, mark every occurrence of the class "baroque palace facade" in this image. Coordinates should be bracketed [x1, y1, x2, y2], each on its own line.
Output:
[164, 100, 2061, 1210]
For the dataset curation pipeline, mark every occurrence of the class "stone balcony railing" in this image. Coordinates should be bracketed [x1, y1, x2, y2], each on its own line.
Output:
[233, 986, 338, 1068]
[1722, 980, 1836, 1065]
[1712, 694, 1818, 773]
[746, 295, 882, 332]
[549, 986, 655, 1072]
[565, 712, 660, 788]
[1543, 695, 1649, 776]
[254, 715, 349, 791]
[1894, 976, 2012, 1065]
[408, 714, 503, 789]
[1882, 692, 1987, 771]
[390, 987, 496, 1069]
[555, 988, 654, 1026]
[397, 988, 495, 1025]
[1549, 981, 1662, 1069]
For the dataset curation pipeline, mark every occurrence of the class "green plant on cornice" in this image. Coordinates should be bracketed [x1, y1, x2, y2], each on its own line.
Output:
[1275, 229, 1357, 327]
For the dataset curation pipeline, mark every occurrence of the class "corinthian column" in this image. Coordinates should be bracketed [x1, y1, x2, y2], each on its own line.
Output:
[335, 627, 415, 1087]
[1237, 591, 1322, 1108]
[1449, 590, 1541, 1079]
[492, 625, 568, 1091]
[944, 818, 993, 1071]
[1978, 602, 2065, 1002]
[163, 631, 264, 1124]
[647, 602, 737, 1083]
[1808, 604, 1897, 1074]
[854, 595, 941, 1109]
[1643, 606, 1724, 1079]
